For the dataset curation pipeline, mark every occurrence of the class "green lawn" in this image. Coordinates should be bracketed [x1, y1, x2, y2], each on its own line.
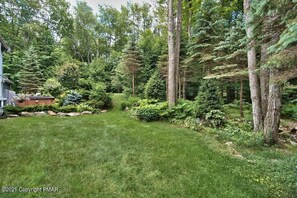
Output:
[0, 95, 296, 197]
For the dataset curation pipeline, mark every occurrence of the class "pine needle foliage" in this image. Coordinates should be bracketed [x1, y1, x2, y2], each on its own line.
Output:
[18, 45, 43, 94]
[206, 12, 248, 81]
[185, 0, 227, 76]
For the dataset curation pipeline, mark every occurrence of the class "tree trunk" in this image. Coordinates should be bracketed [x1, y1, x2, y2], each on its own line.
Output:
[264, 70, 282, 145]
[182, 68, 186, 99]
[260, 44, 270, 118]
[240, 80, 244, 118]
[166, 76, 168, 100]
[168, 0, 176, 107]
[244, 0, 263, 131]
[132, 73, 135, 96]
[175, 0, 182, 100]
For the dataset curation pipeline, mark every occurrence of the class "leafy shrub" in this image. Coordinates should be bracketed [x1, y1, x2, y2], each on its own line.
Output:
[131, 102, 168, 122]
[183, 117, 200, 131]
[215, 124, 264, 147]
[281, 104, 297, 119]
[4, 106, 23, 114]
[133, 106, 160, 121]
[89, 83, 113, 109]
[42, 78, 63, 97]
[120, 102, 130, 110]
[144, 71, 166, 101]
[56, 62, 80, 90]
[63, 90, 82, 106]
[128, 97, 141, 106]
[86, 100, 104, 109]
[205, 110, 226, 128]
[138, 99, 159, 106]
[76, 103, 94, 113]
[58, 105, 78, 113]
[4, 105, 61, 114]
[194, 80, 223, 118]
[167, 99, 194, 120]
[120, 96, 141, 110]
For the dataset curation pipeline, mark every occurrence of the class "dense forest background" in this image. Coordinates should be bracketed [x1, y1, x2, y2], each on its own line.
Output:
[1, 0, 296, 144]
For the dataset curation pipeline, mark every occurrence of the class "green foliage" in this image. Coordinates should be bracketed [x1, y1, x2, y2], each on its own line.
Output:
[205, 110, 226, 128]
[58, 105, 78, 113]
[167, 99, 194, 120]
[89, 83, 113, 109]
[282, 83, 297, 103]
[281, 104, 297, 119]
[18, 45, 43, 94]
[120, 96, 141, 110]
[195, 80, 223, 118]
[131, 102, 168, 122]
[42, 78, 63, 97]
[144, 71, 166, 101]
[4, 106, 23, 114]
[76, 103, 94, 113]
[63, 91, 82, 106]
[57, 62, 80, 90]
[120, 38, 144, 96]
[2, 105, 80, 114]
[215, 124, 264, 147]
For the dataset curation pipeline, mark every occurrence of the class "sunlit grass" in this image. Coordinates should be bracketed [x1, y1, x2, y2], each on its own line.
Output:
[0, 95, 295, 197]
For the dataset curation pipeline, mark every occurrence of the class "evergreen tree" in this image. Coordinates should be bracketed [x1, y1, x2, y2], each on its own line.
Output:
[56, 62, 80, 90]
[18, 45, 43, 94]
[251, 0, 297, 144]
[144, 70, 166, 101]
[185, 0, 226, 76]
[206, 13, 248, 118]
[121, 38, 143, 96]
[195, 80, 223, 118]
[63, 90, 82, 106]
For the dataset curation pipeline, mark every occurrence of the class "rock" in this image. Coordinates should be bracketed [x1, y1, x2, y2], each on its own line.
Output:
[48, 111, 56, 116]
[57, 112, 67, 116]
[7, 114, 19, 118]
[66, 112, 80, 117]
[225, 141, 233, 146]
[81, 111, 92, 115]
[101, 110, 108, 113]
[34, 111, 47, 116]
[21, 112, 34, 117]
[289, 140, 297, 146]
[234, 154, 244, 159]
[290, 127, 297, 134]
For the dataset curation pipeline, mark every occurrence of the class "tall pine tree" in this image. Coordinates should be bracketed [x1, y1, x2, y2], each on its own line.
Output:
[19, 45, 43, 94]
[121, 38, 143, 96]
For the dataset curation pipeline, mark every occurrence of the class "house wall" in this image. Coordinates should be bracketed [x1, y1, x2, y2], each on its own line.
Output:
[16, 99, 55, 108]
[0, 43, 4, 107]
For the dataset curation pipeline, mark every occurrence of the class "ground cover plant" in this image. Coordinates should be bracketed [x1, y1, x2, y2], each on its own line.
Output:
[0, 94, 296, 197]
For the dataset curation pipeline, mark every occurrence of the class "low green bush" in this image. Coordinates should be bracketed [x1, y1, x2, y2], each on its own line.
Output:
[89, 83, 113, 109]
[58, 105, 78, 113]
[167, 99, 194, 120]
[4, 106, 23, 114]
[4, 105, 61, 114]
[170, 116, 200, 131]
[120, 102, 130, 110]
[120, 96, 141, 110]
[63, 90, 82, 106]
[131, 102, 168, 122]
[76, 103, 94, 113]
[194, 80, 223, 118]
[205, 110, 226, 128]
[144, 71, 166, 101]
[215, 124, 264, 147]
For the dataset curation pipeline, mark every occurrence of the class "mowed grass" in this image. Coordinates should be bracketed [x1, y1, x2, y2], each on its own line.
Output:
[0, 95, 295, 197]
